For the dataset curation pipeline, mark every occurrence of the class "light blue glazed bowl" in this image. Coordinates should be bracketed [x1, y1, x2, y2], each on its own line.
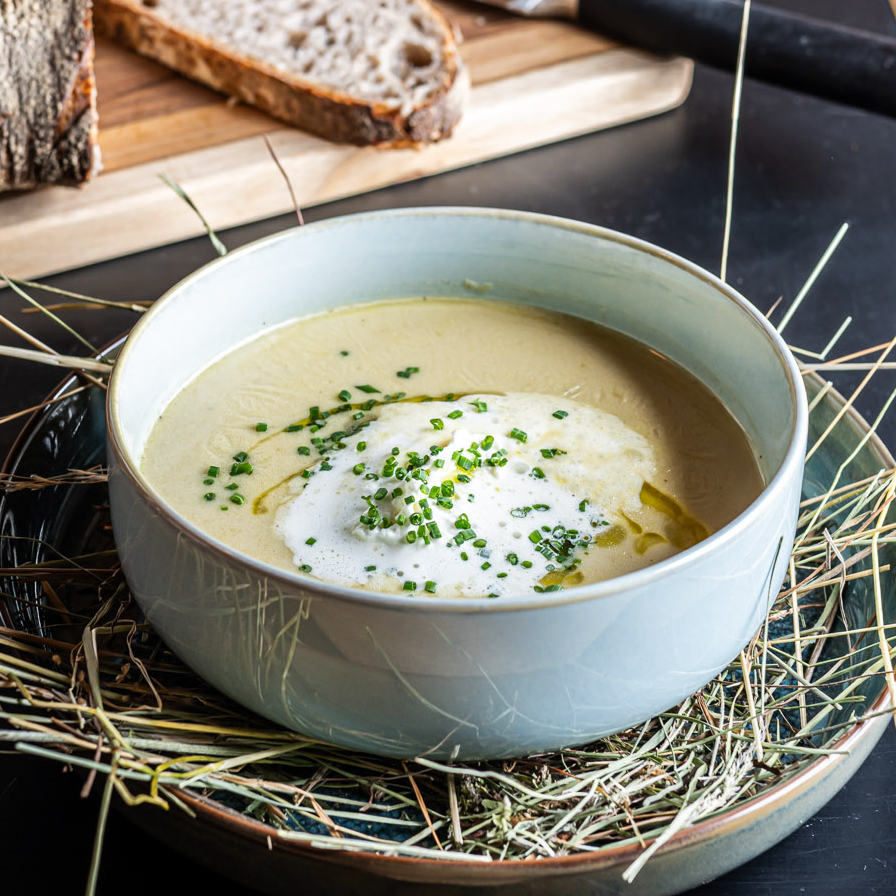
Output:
[106, 207, 808, 760]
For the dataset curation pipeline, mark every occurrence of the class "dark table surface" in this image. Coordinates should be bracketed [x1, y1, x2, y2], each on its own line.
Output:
[2, 0, 896, 892]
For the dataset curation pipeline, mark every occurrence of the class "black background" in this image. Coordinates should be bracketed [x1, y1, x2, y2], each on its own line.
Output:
[1, 0, 895, 893]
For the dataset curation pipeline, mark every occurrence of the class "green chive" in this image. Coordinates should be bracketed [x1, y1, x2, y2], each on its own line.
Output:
[531, 467, 545, 479]
[256, 422, 268, 432]
[374, 488, 388, 500]
[507, 553, 519, 565]
[406, 532, 417, 544]
[338, 389, 351, 402]
[481, 435, 494, 450]
[230, 494, 245, 505]
[424, 581, 437, 593]
[528, 531, 542, 543]
[203, 492, 215, 501]
[298, 446, 311, 456]
[552, 410, 568, 419]
[305, 537, 316, 545]
[232, 451, 248, 463]
[203, 478, 214, 486]
[447, 410, 463, 420]
[509, 428, 527, 443]
[365, 565, 376, 571]
[356, 384, 380, 393]
[403, 581, 417, 591]
[352, 463, 364, 475]
[298, 564, 312, 573]
[430, 418, 444, 430]
[207, 466, 220, 478]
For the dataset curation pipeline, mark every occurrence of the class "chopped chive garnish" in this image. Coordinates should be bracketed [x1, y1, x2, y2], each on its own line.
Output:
[396, 366, 420, 378]
[230, 494, 245, 505]
[207, 466, 220, 478]
[356, 384, 380, 393]
[470, 400, 488, 413]
[365, 565, 376, 572]
[338, 389, 352, 402]
[540, 448, 566, 458]
[481, 562, 491, 570]
[298, 446, 311, 456]
[424, 581, 437, 593]
[286, 424, 303, 432]
[320, 461, 333, 471]
[225, 483, 239, 491]
[481, 435, 494, 450]
[203, 492, 215, 501]
[305, 537, 317, 545]
[460, 551, 469, 561]
[456, 456, 473, 471]
[230, 461, 253, 475]
[507, 553, 519, 565]
[256, 422, 268, 432]
[497, 572, 508, 579]
[531, 467, 546, 479]
[521, 560, 533, 568]
[434, 458, 445, 468]
[352, 412, 365, 421]
[220, 506, 228, 511]
[430, 418, 444, 430]
[440, 481, 455, 497]
[203, 478, 214, 486]
[374, 488, 388, 500]
[403, 581, 416, 591]
[232, 451, 248, 463]
[509, 428, 527, 443]
[428, 522, 442, 538]
[472, 538, 487, 548]
[406, 532, 417, 544]
[528, 531, 542, 543]
[352, 463, 364, 475]
[552, 410, 568, 419]
[298, 564, 312, 573]
[457, 473, 471, 483]
[356, 441, 367, 452]
[447, 410, 463, 420]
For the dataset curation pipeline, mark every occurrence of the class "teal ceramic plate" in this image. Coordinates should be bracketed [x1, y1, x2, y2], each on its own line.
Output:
[0, 369, 892, 895]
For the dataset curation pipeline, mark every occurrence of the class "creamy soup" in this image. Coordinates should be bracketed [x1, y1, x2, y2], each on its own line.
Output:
[141, 299, 763, 597]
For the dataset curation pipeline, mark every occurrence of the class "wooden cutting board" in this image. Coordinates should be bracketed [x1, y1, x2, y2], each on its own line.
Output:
[0, 1, 692, 283]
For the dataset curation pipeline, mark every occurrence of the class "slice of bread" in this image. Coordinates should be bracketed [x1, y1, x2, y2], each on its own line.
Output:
[94, 0, 469, 146]
[0, 0, 101, 192]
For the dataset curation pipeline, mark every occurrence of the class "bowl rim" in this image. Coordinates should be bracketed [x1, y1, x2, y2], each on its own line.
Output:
[106, 205, 809, 613]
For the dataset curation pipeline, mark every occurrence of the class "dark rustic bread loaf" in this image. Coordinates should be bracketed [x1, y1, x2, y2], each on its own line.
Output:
[0, 0, 101, 192]
[93, 0, 468, 146]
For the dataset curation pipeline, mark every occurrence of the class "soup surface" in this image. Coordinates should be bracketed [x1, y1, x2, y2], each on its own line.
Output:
[141, 298, 763, 597]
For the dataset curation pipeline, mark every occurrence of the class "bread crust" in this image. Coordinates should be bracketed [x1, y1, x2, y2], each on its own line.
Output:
[93, 0, 468, 146]
[0, 0, 100, 192]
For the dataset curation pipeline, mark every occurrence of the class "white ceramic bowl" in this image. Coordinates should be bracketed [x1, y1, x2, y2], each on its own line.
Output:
[107, 208, 807, 760]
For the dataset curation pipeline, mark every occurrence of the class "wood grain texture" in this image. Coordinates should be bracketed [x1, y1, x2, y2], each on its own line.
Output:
[0, 1, 692, 281]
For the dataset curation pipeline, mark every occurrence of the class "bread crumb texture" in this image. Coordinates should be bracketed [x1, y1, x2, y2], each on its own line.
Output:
[94, 0, 468, 144]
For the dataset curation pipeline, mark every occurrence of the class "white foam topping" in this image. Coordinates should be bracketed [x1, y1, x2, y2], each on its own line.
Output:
[275, 393, 656, 597]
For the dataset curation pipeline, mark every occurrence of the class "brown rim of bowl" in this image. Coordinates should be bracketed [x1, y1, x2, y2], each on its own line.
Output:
[104, 206, 810, 614]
